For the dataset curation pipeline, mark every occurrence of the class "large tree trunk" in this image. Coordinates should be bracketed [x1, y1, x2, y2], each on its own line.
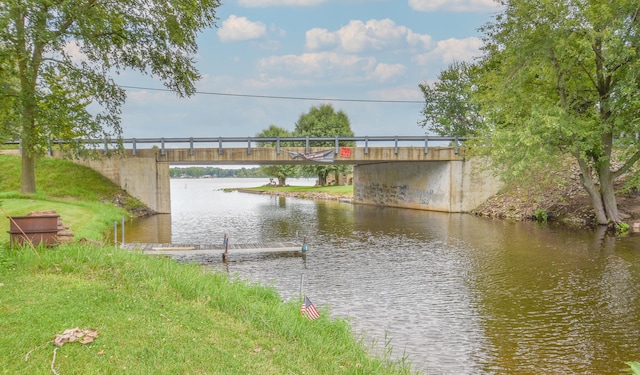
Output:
[577, 157, 608, 225]
[21, 153, 37, 194]
[278, 177, 286, 186]
[17, 52, 39, 195]
[317, 173, 327, 186]
[20, 104, 37, 194]
[597, 160, 621, 224]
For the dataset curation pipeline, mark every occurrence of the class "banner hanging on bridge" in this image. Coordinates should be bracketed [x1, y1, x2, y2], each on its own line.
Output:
[288, 149, 334, 163]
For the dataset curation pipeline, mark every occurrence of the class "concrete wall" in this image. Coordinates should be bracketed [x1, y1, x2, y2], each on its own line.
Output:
[54, 151, 171, 214]
[353, 158, 500, 212]
[119, 157, 171, 214]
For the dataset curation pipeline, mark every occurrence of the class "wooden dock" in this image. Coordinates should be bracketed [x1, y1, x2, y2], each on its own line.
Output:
[120, 241, 304, 257]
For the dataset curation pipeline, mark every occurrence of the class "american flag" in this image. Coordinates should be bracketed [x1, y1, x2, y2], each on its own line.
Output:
[300, 296, 320, 320]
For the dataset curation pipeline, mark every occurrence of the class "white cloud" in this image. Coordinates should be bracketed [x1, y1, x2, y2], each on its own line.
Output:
[306, 19, 432, 53]
[369, 86, 423, 101]
[415, 37, 483, 65]
[238, 0, 326, 7]
[305, 28, 338, 50]
[408, 0, 499, 12]
[368, 63, 406, 82]
[257, 51, 378, 81]
[218, 15, 267, 42]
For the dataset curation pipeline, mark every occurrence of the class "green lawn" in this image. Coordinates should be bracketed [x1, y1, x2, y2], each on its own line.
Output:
[0, 155, 416, 374]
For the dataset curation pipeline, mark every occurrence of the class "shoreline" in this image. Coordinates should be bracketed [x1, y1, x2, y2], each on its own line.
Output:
[236, 184, 640, 232]
[236, 187, 354, 203]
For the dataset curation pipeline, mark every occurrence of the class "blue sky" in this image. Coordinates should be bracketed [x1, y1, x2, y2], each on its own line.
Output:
[115, 0, 500, 139]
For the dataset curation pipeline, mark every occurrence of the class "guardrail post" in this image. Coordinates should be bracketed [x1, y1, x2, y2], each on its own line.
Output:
[424, 136, 429, 154]
[335, 136, 339, 154]
[47, 139, 52, 156]
[18, 139, 22, 155]
[305, 136, 310, 153]
[104, 137, 108, 154]
[160, 137, 166, 156]
[132, 138, 137, 156]
[218, 137, 223, 155]
[454, 137, 459, 154]
[247, 137, 252, 155]
[394, 136, 398, 154]
[189, 137, 194, 155]
[364, 136, 369, 154]
[276, 136, 281, 154]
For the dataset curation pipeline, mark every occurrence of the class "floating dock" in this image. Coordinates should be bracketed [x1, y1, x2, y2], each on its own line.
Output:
[120, 241, 303, 257]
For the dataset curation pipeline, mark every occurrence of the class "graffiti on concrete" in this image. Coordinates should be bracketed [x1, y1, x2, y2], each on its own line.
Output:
[355, 182, 434, 206]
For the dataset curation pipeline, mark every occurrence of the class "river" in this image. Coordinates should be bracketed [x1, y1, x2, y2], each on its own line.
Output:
[123, 178, 640, 374]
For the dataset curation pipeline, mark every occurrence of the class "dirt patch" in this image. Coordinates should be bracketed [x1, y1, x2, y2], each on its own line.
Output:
[471, 165, 640, 228]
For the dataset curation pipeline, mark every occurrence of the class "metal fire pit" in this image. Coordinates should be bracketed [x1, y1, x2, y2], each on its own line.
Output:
[7, 214, 60, 247]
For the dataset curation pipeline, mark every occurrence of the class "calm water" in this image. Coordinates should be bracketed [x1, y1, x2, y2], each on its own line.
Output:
[124, 178, 640, 374]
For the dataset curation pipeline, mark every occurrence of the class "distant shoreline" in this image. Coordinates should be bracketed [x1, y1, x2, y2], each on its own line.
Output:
[236, 186, 354, 203]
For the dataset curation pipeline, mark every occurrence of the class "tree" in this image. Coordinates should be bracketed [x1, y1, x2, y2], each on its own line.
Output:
[1, 0, 221, 194]
[255, 125, 300, 186]
[0, 43, 19, 144]
[418, 61, 485, 137]
[293, 104, 354, 186]
[474, 0, 640, 226]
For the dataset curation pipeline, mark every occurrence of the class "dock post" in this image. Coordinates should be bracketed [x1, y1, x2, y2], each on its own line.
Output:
[121, 216, 125, 246]
[222, 234, 229, 261]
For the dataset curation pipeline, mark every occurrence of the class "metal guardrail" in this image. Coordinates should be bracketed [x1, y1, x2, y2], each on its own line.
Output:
[6, 135, 463, 156]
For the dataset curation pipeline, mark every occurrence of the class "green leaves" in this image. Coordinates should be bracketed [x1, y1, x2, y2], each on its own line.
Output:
[419, 61, 484, 138]
[294, 104, 355, 145]
[469, 0, 640, 223]
[255, 125, 301, 185]
[1, 0, 222, 193]
[294, 105, 354, 186]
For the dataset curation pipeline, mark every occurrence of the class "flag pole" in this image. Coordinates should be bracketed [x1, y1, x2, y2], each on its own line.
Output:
[299, 274, 304, 301]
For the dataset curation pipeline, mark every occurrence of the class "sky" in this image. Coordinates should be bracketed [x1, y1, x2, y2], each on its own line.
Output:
[114, 0, 501, 139]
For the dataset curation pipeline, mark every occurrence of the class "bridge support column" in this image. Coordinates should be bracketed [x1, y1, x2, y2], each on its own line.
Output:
[353, 159, 500, 212]
[56, 150, 171, 214]
[120, 156, 171, 214]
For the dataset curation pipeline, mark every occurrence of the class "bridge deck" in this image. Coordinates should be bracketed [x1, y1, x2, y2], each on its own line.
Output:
[120, 241, 303, 256]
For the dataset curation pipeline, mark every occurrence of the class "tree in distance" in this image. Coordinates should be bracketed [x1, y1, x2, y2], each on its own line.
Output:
[255, 125, 301, 186]
[0, 0, 222, 194]
[293, 104, 354, 186]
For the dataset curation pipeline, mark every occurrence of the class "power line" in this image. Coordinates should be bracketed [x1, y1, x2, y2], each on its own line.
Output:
[119, 85, 424, 104]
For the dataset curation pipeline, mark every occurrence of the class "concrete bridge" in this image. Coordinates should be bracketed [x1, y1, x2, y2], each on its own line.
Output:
[39, 136, 500, 214]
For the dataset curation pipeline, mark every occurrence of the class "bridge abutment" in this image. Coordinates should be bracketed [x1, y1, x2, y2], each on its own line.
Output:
[353, 158, 500, 212]
[55, 150, 171, 214]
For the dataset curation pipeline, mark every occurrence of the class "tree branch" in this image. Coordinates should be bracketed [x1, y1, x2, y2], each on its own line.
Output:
[613, 149, 640, 179]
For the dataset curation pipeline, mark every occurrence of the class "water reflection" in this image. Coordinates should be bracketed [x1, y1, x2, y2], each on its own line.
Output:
[122, 214, 172, 243]
[122, 178, 640, 374]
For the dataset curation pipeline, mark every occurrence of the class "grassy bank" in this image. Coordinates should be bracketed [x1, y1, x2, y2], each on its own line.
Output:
[0, 154, 136, 243]
[241, 184, 354, 199]
[0, 244, 412, 374]
[0, 155, 415, 374]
